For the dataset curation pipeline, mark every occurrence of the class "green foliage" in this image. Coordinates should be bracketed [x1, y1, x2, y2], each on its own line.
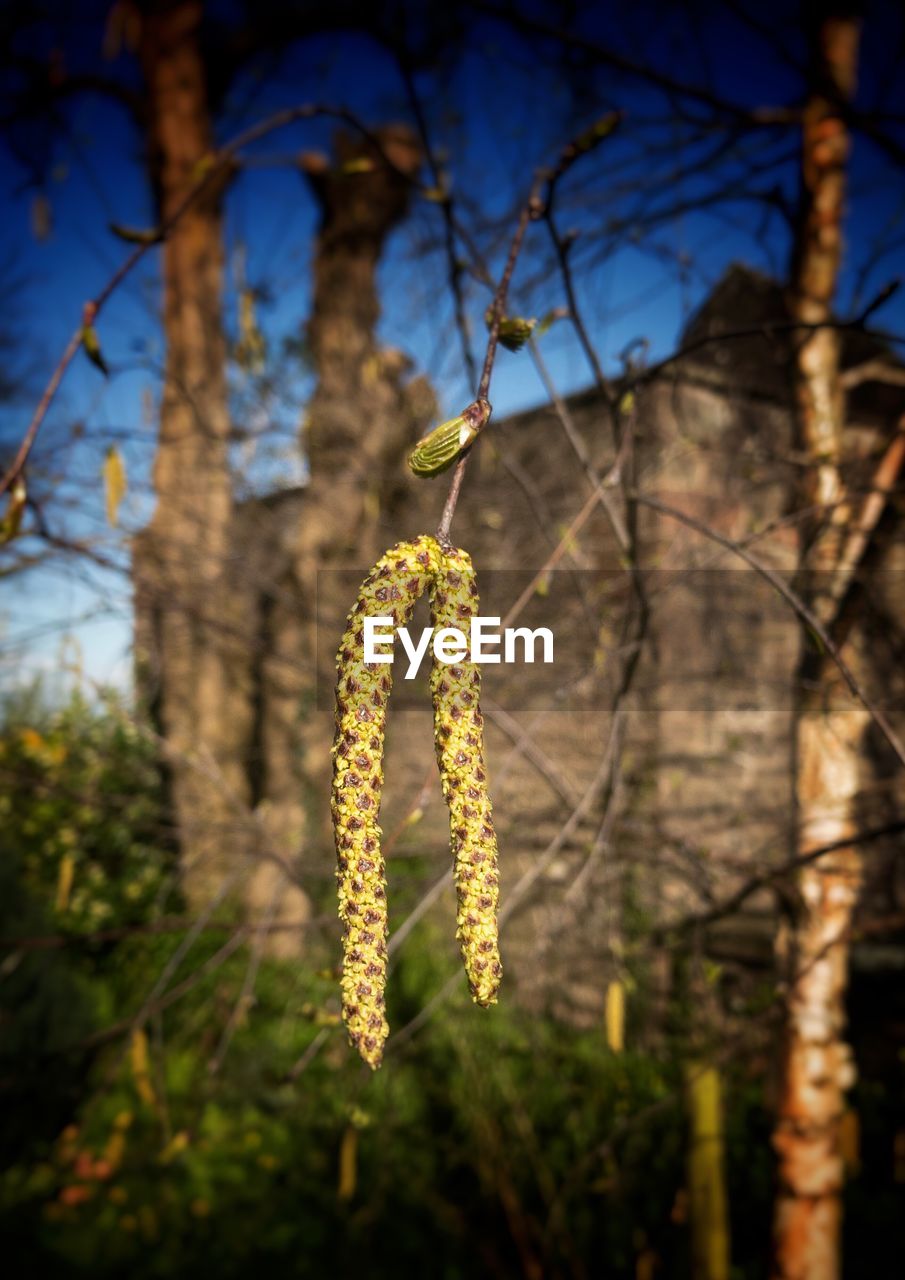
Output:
[0, 686, 173, 935]
[0, 688, 176, 1164]
[2, 947, 687, 1279]
[0, 688, 780, 1278]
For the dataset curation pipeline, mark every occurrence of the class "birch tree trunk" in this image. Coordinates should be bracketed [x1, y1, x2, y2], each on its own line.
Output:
[134, 0, 254, 906]
[771, 13, 865, 1279]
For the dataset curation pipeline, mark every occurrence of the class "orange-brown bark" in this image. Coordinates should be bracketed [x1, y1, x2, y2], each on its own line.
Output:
[773, 689, 865, 1280]
[786, 13, 859, 566]
[135, 0, 253, 903]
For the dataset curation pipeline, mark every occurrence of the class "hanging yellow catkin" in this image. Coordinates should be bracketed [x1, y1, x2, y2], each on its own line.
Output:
[337, 1125, 358, 1202]
[102, 445, 127, 528]
[55, 853, 75, 914]
[332, 535, 442, 1068]
[429, 545, 502, 1006]
[605, 978, 625, 1054]
[685, 1062, 731, 1280]
[128, 1028, 157, 1109]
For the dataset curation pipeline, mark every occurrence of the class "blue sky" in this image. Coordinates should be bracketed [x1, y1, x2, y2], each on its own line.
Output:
[2, 2, 904, 697]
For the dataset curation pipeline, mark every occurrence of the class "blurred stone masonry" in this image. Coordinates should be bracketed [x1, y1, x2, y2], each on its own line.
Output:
[134, 264, 905, 1029]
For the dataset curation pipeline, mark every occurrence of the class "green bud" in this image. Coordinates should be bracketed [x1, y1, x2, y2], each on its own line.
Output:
[484, 307, 537, 353]
[408, 399, 491, 478]
[109, 223, 163, 246]
[82, 325, 109, 377]
[572, 111, 623, 157]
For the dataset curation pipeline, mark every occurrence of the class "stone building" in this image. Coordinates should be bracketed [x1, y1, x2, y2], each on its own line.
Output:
[134, 264, 905, 1036]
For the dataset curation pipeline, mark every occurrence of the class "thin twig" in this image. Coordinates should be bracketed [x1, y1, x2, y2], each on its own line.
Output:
[208, 885, 281, 1074]
[436, 118, 622, 546]
[543, 210, 614, 410]
[657, 818, 905, 939]
[632, 491, 905, 767]
[1, 100, 424, 497]
[399, 58, 479, 389]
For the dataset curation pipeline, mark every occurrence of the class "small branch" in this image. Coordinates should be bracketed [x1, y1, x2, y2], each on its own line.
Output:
[436, 451, 473, 549]
[482, 696, 580, 807]
[545, 215, 613, 402]
[656, 819, 905, 939]
[839, 357, 905, 390]
[0, 330, 82, 499]
[636, 315, 905, 390]
[208, 886, 280, 1074]
[500, 488, 602, 627]
[436, 117, 622, 545]
[528, 339, 628, 551]
[633, 491, 905, 767]
[826, 420, 905, 615]
[436, 188, 538, 548]
[1, 100, 411, 498]
[398, 58, 479, 389]
[80, 927, 251, 1052]
[0, 915, 326, 953]
[475, 2, 796, 129]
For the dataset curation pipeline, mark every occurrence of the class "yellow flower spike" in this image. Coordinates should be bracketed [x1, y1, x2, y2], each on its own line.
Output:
[0, 475, 27, 545]
[332, 535, 442, 1068]
[429, 546, 502, 1006]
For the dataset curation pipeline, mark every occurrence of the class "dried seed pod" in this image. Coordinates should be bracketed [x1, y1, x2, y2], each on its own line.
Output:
[332, 535, 441, 1068]
[408, 398, 491, 478]
[429, 545, 502, 1006]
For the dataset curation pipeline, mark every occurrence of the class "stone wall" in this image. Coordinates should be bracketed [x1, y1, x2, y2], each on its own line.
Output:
[133, 266, 905, 1023]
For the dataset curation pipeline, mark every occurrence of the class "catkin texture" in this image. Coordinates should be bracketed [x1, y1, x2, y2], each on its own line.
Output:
[332, 535, 441, 1068]
[429, 546, 502, 1006]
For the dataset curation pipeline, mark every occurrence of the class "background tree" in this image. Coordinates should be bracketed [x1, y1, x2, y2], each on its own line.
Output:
[2, 3, 905, 1278]
[132, 0, 251, 907]
[772, 8, 905, 1278]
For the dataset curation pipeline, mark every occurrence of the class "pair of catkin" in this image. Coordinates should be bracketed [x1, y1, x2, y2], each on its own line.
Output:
[331, 535, 501, 1069]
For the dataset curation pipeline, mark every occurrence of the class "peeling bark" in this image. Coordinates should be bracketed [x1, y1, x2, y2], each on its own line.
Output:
[773, 686, 865, 1280]
[786, 12, 859, 581]
[771, 12, 864, 1280]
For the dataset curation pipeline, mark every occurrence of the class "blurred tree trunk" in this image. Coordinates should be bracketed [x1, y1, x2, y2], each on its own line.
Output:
[771, 12, 864, 1279]
[258, 126, 431, 837]
[134, 0, 254, 906]
[301, 127, 426, 525]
